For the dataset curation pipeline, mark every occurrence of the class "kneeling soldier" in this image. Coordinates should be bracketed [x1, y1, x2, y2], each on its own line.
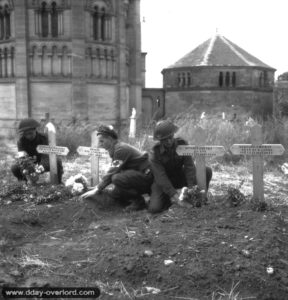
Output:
[80, 125, 153, 211]
[11, 118, 63, 184]
[148, 120, 213, 213]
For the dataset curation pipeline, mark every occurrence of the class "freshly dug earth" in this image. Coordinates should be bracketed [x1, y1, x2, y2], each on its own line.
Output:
[0, 156, 288, 299]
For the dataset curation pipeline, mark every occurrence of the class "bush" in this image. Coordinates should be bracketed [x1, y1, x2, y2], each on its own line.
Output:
[52, 119, 99, 158]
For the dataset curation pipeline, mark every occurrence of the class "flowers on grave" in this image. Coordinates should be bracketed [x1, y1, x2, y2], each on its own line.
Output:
[65, 174, 89, 195]
[281, 163, 288, 175]
[16, 152, 45, 184]
[225, 187, 246, 207]
[178, 186, 207, 207]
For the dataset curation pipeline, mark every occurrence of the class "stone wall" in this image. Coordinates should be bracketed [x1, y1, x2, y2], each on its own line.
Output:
[30, 82, 72, 120]
[0, 0, 142, 137]
[165, 90, 273, 118]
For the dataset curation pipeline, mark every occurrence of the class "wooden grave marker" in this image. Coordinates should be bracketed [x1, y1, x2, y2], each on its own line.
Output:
[37, 122, 69, 184]
[230, 124, 285, 201]
[77, 130, 110, 186]
[176, 126, 225, 191]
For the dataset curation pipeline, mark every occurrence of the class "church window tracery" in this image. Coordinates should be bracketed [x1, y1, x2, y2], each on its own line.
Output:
[91, 2, 112, 42]
[41, 2, 49, 37]
[218, 72, 223, 87]
[51, 2, 58, 37]
[232, 72, 236, 87]
[0, 5, 11, 41]
[35, 1, 64, 38]
[0, 46, 14, 78]
[177, 72, 191, 88]
[225, 72, 230, 87]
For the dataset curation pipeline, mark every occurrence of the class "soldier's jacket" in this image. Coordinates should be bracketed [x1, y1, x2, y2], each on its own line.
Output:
[17, 132, 48, 164]
[98, 141, 150, 191]
[150, 137, 196, 198]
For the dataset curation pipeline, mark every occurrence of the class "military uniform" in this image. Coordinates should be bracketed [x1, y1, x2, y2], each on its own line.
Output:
[97, 141, 153, 203]
[11, 119, 63, 183]
[149, 137, 212, 213]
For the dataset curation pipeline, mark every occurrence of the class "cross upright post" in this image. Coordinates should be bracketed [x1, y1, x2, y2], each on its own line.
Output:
[37, 122, 69, 184]
[77, 131, 110, 186]
[230, 124, 285, 201]
[176, 126, 225, 192]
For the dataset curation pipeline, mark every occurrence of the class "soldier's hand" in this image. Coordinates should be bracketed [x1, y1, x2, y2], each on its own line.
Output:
[80, 187, 100, 200]
[170, 192, 180, 204]
[171, 191, 190, 208]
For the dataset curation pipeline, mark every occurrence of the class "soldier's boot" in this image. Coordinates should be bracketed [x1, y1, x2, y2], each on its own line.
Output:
[123, 195, 147, 212]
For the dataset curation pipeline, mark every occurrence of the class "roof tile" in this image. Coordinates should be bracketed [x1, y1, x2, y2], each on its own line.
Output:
[167, 34, 274, 69]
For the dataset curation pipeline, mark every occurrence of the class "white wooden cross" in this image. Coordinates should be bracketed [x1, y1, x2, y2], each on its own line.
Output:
[36, 122, 69, 184]
[176, 126, 225, 192]
[230, 124, 285, 201]
[77, 130, 110, 186]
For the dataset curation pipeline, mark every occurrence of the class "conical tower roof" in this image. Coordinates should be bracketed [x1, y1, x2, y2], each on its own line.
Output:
[167, 34, 275, 70]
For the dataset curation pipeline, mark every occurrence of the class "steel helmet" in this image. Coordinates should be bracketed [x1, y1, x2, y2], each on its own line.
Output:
[153, 120, 179, 140]
[97, 125, 118, 139]
[18, 118, 40, 134]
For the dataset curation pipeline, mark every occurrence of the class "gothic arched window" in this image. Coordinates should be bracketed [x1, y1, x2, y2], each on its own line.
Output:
[41, 2, 49, 38]
[259, 72, 263, 87]
[93, 6, 99, 40]
[51, 2, 58, 37]
[187, 72, 191, 86]
[4, 5, 10, 39]
[177, 73, 181, 87]
[182, 73, 186, 87]
[0, 7, 4, 40]
[232, 72, 236, 87]
[219, 72, 223, 87]
[91, 3, 111, 42]
[225, 72, 230, 87]
[101, 8, 105, 40]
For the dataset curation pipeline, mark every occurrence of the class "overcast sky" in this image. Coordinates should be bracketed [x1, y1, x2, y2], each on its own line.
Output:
[140, 0, 288, 88]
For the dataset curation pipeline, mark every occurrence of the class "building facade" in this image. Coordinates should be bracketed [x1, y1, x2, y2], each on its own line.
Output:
[0, 0, 142, 136]
[161, 34, 275, 118]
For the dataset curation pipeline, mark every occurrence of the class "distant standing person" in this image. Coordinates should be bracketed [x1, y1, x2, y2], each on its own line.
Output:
[80, 125, 153, 211]
[148, 120, 213, 213]
[11, 118, 63, 184]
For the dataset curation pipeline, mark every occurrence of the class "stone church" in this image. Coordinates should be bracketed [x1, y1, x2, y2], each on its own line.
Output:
[0, 0, 142, 136]
[158, 34, 275, 119]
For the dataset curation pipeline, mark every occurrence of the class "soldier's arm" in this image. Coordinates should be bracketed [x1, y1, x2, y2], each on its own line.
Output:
[183, 155, 196, 188]
[178, 139, 196, 188]
[150, 153, 177, 198]
[97, 146, 130, 191]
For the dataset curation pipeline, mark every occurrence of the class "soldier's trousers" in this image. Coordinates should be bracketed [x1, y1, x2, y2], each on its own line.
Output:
[107, 169, 153, 204]
[148, 166, 212, 213]
[11, 157, 63, 184]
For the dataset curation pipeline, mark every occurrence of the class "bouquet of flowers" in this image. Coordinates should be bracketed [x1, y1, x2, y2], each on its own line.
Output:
[65, 174, 89, 195]
[16, 152, 45, 184]
[179, 186, 207, 207]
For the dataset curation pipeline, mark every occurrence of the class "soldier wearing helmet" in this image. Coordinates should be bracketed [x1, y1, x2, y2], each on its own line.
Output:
[11, 118, 63, 184]
[80, 124, 153, 212]
[148, 119, 212, 213]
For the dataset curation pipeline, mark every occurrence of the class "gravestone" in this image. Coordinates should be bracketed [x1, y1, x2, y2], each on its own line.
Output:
[230, 124, 285, 201]
[37, 122, 69, 184]
[77, 130, 109, 186]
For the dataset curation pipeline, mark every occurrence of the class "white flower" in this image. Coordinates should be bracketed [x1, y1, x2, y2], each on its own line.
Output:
[17, 151, 28, 158]
[72, 182, 84, 195]
[65, 176, 76, 187]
